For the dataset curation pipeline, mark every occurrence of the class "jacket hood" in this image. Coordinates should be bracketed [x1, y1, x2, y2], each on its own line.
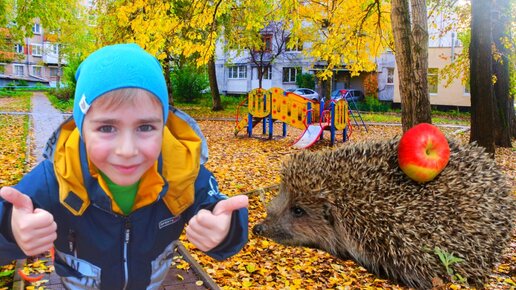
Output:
[50, 111, 203, 216]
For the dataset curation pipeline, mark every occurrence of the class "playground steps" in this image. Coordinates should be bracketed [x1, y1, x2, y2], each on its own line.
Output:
[235, 116, 265, 135]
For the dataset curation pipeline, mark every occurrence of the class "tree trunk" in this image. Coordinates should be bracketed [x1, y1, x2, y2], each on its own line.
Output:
[208, 55, 223, 111]
[163, 56, 174, 106]
[410, 0, 432, 126]
[492, 0, 513, 147]
[391, 0, 431, 132]
[469, 0, 495, 154]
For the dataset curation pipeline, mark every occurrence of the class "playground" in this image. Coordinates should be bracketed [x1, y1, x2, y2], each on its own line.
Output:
[234, 87, 353, 148]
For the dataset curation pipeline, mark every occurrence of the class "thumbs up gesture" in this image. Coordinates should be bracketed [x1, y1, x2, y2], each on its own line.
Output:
[186, 195, 248, 252]
[0, 187, 57, 256]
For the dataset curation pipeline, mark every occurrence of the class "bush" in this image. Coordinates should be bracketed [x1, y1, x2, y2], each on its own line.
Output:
[356, 95, 390, 112]
[296, 73, 315, 89]
[4, 81, 17, 91]
[49, 86, 75, 102]
[171, 64, 209, 103]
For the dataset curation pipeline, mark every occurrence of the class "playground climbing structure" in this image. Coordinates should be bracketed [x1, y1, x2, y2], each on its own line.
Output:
[235, 87, 349, 148]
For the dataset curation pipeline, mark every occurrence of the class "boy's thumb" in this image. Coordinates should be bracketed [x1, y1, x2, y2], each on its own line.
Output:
[0, 187, 34, 213]
[213, 195, 248, 216]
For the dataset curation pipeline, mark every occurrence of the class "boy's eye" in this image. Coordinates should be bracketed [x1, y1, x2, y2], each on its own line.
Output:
[98, 125, 115, 133]
[138, 124, 156, 132]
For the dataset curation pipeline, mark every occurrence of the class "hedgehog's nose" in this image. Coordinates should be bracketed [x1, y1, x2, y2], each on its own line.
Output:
[253, 224, 265, 236]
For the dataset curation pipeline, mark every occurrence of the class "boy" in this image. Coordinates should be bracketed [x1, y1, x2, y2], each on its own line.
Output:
[0, 43, 248, 289]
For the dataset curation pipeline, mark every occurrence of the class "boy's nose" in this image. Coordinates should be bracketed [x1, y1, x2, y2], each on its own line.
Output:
[115, 132, 138, 156]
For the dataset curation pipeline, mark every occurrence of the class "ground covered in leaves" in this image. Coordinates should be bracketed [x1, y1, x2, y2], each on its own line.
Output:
[183, 121, 515, 290]
[0, 94, 514, 289]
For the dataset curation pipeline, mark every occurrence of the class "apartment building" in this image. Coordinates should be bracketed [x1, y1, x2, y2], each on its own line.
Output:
[0, 20, 64, 88]
[214, 33, 395, 101]
[215, 12, 467, 107]
[393, 12, 469, 108]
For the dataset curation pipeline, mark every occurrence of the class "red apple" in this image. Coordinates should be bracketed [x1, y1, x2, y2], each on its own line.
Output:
[398, 123, 450, 183]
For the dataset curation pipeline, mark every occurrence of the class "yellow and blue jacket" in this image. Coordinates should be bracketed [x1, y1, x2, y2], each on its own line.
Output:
[0, 108, 248, 289]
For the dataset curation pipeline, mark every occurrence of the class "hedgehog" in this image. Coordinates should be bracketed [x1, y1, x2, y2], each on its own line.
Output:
[253, 138, 515, 289]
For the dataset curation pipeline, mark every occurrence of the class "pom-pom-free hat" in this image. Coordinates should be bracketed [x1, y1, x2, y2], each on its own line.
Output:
[73, 43, 168, 135]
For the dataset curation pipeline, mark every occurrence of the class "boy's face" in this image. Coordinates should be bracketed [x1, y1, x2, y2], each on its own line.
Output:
[82, 94, 164, 186]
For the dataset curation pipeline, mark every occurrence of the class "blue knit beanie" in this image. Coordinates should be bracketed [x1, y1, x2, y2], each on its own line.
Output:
[73, 43, 169, 135]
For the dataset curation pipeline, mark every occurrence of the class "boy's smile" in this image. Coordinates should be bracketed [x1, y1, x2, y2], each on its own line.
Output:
[82, 92, 164, 186]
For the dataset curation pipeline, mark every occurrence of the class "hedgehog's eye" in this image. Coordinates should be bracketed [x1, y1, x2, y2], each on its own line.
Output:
[291, 206, 306, 217]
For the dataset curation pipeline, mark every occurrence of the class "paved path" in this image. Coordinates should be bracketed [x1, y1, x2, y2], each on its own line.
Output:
[30, 92, 67, 163]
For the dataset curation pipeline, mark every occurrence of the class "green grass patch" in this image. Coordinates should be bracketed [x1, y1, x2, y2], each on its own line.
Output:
[47, 93, 74, 113]
[175, 94, 246, 119]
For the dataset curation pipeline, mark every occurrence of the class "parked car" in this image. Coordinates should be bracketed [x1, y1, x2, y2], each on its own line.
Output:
[286, 88, 319, 101]
[330, 89, 365, 102]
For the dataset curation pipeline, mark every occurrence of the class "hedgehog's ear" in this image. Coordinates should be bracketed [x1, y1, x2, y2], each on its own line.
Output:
[323, 203, 335, 226]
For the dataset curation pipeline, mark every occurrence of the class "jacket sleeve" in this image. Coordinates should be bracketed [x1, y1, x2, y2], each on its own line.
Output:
[0, 161, 56, 264]
[184, 166, 248, 261]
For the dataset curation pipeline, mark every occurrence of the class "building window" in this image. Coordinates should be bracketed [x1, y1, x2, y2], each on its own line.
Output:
[0, 64, 5, 75]
[262, 34, 272, 52]
[254, 66, 272, 80]
[464, 80, 470, 94]
[228, 65, 247, 79]
[387, 68, 394, 84]
[32, 66, 43, 77]
[31, 44, 43, 56]
[33, 23, 41, 34]
[49, 44, 59, 55]
[428, 68, 439, 94]
[50, 67, 60, 77]
[262, 66, 272, 80]
[14, 44, 23, 54]
[14, 65, 24, 76]
[282, 67, 300, 83]
[285, 37, 303, 52]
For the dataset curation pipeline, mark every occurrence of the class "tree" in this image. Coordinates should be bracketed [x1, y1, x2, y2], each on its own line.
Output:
[207, 55, 222, 110]
[221, 0, 281, 89]
[492, 0, 514, 146]
[283, 0, 392, 101]
[437, 0, 514, 147]
[391, 0, 432, 132]
[469, 0, 495, 154]
[95, 0, 233, 106]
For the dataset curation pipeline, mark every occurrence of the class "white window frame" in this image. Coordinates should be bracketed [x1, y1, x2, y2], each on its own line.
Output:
[282, 67, 300, 83]
[428, 68, 439, 95]
[262, 66, 272, 80]
[49, 43, 59, 55]
[386, 68, 394, 84]
[33, 23, 41, 34]
[32, 65, 43, 77]
[228, 65, 247, 79]
[31, 44, 43, 56]
[14, 64, 24, 76]
[14, 44, 23, 54]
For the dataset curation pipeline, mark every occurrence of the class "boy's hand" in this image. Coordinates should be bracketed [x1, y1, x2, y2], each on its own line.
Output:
[0, 187, 57, 256]
[186, 195, 248, 252]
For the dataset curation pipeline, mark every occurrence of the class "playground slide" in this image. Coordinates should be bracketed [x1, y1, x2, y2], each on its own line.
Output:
[292, 125, 325, 149]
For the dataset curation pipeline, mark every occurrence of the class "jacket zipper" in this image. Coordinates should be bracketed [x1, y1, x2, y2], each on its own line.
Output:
[122, 219, 131, 290]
